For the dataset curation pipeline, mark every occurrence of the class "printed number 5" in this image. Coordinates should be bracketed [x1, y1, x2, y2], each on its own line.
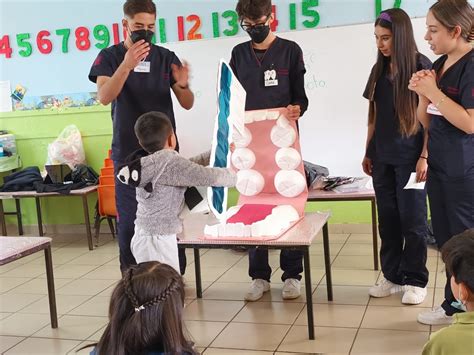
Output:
[302, 0, 320, 28]
[17, 33, 32, 57]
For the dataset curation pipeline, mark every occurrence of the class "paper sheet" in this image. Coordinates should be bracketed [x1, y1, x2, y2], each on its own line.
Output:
[0, 81, 12, 113]
[404, 172, 426, 190]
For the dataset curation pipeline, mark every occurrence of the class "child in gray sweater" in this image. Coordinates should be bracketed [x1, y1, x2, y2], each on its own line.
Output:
[117, 111, 236, 272]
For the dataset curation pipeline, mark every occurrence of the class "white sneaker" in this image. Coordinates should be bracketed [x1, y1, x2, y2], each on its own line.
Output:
[418, 306, 453, 325]
[282, 278, 301, 300]
[402, 286, 427, 305]
[369, 277, 402, 298]
[244, 279, 270, 302]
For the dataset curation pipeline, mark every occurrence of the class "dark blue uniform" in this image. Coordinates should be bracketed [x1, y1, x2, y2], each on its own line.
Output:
[89, 43, 186, 272]
[363, 54, 432, 288]
[428, 49, 474, 316]
[230, 37, 309, 282]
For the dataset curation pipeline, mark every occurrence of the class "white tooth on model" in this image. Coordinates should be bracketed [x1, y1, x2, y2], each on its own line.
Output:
[232, 126, 252, 148]
[275, 147, 302, 170]
[271, 124, 297, 148]
[274, 170, 306, 197]
[236, 169, 265, 196]
[231, 148, 256, 170]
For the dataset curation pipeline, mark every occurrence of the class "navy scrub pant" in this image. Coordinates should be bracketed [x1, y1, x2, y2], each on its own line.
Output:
[427, 170, 474, 316]
[114, 162, 187, 274]
[372, 161, 429, 288]
[249, 249, 303, 282]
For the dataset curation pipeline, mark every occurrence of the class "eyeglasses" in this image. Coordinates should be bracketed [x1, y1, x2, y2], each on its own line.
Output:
[240, 16, 270, 32]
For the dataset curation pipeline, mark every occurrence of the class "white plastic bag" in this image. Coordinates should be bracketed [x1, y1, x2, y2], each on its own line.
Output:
[47, 125, 86, 168]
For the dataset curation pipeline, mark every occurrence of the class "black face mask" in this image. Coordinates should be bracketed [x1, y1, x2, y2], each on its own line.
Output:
[246, 25, 270, 44]
[129, 29, 154, 44]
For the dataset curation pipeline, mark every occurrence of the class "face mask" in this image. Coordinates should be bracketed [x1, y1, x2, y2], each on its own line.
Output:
[129, 29, 154, 44]
[451, 289, 467, 312]
[246, 25, 270, 44]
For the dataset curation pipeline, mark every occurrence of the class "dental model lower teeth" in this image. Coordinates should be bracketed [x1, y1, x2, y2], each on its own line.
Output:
[275, 147, 301, 170]
[232, 148, 256, 170]
[236, 169, 265, 196]
[274, 170, 306, 197]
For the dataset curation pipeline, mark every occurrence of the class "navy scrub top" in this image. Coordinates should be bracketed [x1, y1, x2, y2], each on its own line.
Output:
[230, 37, 309, 115]
[363, 53, 432, 165]
[428, 49, 474, 181]
[89, 43, 181, 162]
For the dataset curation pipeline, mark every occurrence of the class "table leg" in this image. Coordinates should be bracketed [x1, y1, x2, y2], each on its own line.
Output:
[371, 198, 379, 271]
[322, 223, 333, 301]
[82, 196, 93, 251]
[44, 246, 58, 328]
[303, 246, 315, 340]
[0, 199, 6, 236]
[15, 199, 23, 235]
[194, 248, 202, 298]
[35, 197, 44, 236]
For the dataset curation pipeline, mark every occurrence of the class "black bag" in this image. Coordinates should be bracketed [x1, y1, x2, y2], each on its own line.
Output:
[71, 164, 99, 185]
[0, 167, 43, 192]
[303, 161, 329, 188]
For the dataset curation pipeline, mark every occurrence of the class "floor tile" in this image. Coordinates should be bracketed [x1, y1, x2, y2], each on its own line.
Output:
[19, 294, 93, 315]
[0, 263, 46, 278]
[184, 300, 245, 322]
[278, 325, 357, 354]
[80, 265, 122, 280]
[361, 306, 431, 332]
[332, 255, 376, 270]
[211, 322, 290, 351]
[0, 336, 25, 353]
[0, 277, 32, 293]
[185, 320, 227, 347]
[50, 264, 98, 279]
[7, 278, 72, 294]
[56, 279, 116, 296]
[351, 328, 429, 355]
[295, 303, 366, 328]
[65, 252, 118, 266]
[234, 301, 305, 324]
[34, 315, 108, 340]
[205, 349, 271, 354]
[0, 293, 44, 312]
[5, 337, 81, 354]
[314, 285, 370, 305]
[67, 296, 110, 317]
[0, 313, 51, 336]
[320, 269, 380, 287]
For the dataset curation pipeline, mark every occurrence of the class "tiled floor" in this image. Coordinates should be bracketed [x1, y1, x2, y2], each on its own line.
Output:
[0, 228, 446, 354]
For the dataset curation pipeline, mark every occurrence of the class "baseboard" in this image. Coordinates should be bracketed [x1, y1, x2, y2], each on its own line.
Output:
[4, 222, 374, 236]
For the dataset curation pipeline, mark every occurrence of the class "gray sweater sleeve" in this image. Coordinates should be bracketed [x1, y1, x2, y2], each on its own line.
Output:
[155, 153, 236, 188]
[189, 150, 211, 166]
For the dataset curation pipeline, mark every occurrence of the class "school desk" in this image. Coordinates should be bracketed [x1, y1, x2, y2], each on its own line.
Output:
[178, 211, 332, 340]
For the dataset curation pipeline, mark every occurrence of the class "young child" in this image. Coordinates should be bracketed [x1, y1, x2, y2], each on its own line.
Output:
[362, 8, 431, 305]
[422, 229, 474, 355]
[408, 0, 473, 325]
[86, 261, 197, 355]
[117, 111, 236, 272]
[230, 0, 309, 302]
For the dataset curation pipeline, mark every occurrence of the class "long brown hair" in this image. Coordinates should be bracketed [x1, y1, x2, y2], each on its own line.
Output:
[367, 8, 420, 137]
[430, 0, 474, 43]
[85, 262, 195, 355]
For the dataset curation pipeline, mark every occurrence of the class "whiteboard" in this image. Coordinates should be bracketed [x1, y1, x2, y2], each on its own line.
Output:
[169, 17, 438, 177]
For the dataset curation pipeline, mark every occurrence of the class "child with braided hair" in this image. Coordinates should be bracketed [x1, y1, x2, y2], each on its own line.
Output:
[83, 261, 197, 355]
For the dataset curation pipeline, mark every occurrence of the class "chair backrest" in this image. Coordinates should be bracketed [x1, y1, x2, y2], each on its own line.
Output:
[100, 167, 114, 177]
[104, 158, 114, 168]
[99, 175, 114, 186]
[108, 149, 112, 159]
[98, 185, 117, 217]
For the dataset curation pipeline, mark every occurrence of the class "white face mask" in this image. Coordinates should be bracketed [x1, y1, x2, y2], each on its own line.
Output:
[452, 289, 467, 312]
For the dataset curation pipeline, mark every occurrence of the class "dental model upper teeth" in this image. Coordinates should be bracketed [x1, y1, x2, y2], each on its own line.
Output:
[275, 147, 302, 170]
[271, 117, 296, 148]
[274, 170, 306, 197]
[233, 126, 252, 148]
[232, 148, 256, 170]
[236, 169, 265, 196]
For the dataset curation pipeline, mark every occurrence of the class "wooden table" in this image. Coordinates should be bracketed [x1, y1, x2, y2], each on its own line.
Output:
[0, 236, 58, 328]
[178, 212, 332, 340]
[307, 189, 379, 270]
[0, 186, 98, 250]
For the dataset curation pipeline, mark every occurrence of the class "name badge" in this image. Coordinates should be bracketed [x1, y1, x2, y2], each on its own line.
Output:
[134, 61, 151, 73]
[264, 69, 278, 87]
[427, 103, 443, 116]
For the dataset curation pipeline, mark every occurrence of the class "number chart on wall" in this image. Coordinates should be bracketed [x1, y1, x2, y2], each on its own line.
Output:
[0, 0, 434, 96]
